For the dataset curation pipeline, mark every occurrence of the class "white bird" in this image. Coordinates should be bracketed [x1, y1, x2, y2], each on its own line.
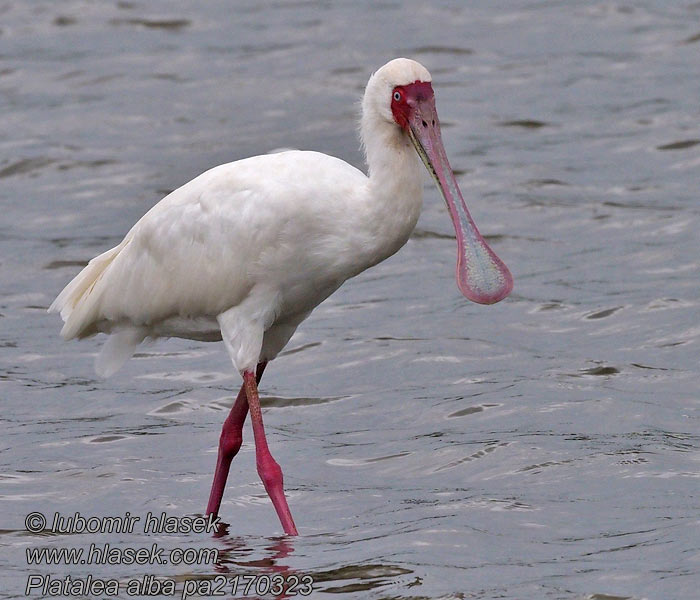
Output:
[50, 58, 512, 536]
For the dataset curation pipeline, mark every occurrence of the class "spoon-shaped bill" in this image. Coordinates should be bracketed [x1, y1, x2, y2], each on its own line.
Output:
[407, 100, 513, 304]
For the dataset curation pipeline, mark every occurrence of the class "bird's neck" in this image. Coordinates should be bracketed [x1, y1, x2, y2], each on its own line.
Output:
[362, 114, 422, 190]
[360, 116, 424, 261]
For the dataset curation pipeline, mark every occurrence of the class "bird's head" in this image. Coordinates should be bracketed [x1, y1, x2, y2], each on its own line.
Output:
[362, 58, 513, 305]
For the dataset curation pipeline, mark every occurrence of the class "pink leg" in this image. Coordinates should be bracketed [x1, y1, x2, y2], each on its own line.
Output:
[243, 370, 299, 536]
[206, 362, 266, 517]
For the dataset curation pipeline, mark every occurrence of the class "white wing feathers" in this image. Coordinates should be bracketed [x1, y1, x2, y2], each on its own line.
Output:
[49, 151, 370, 376]
[49, 163, 258, 340]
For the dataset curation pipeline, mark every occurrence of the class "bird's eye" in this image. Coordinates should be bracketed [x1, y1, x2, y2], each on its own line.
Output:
[393, 91, 402, 102]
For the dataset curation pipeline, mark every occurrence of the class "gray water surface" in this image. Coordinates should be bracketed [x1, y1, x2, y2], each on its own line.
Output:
[1, 1, 699, 599]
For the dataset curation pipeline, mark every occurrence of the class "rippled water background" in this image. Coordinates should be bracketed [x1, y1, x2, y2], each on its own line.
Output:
[2, 1, 699, 599]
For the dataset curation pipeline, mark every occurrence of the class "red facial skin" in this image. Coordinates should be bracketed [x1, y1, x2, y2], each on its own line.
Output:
[390, 81, 435, 131]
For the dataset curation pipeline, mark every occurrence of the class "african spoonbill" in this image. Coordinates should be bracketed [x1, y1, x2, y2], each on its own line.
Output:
[50, 58, 513, 535]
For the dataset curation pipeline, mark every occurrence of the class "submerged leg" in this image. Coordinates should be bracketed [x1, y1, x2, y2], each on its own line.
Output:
[206, 362, 266, 517]
[243, 370, 298, 536]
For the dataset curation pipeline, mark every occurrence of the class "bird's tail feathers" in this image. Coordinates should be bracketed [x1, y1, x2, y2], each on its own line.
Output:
[48, 243, 124, 340]
[95, 328, 145, 378]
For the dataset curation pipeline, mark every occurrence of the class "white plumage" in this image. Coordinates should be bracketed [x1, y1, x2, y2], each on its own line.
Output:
[51, 59, 511, 378]
[50, 58, 513, 535]
[51, 61, 434, 377]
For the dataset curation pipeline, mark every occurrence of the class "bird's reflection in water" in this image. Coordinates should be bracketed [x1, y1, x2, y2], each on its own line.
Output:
[209, 526, 300, 598]
[213, 521, 293, 566]
[209, 523, 415, 597]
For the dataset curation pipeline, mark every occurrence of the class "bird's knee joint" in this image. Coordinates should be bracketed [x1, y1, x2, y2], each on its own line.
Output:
[257, 457, 283, 489]
[219, 428, 243, 457]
